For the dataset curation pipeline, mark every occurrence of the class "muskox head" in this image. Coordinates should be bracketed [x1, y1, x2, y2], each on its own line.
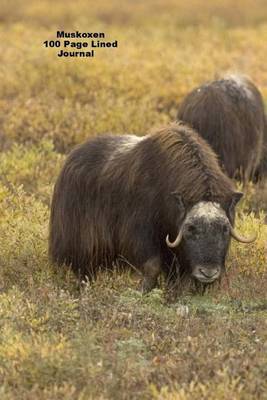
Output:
[166, 193, 256, 283]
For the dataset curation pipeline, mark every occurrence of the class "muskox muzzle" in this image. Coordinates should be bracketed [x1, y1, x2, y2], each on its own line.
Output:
[192, 265, 221, 283]
[165, 200, 256, 283]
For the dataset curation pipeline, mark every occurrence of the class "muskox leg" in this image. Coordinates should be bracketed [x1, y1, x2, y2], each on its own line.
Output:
[140, 256, 161, 294]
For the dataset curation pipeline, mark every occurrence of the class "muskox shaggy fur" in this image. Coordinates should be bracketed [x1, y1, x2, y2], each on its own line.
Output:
[49, 122, 254, 292]
[256, 118, 267, 180]
[177, 75, 266, 182]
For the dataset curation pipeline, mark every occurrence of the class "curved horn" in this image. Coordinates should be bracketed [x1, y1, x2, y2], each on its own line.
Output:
[230, 226, 257, 243]
[166, 228, 183, 248]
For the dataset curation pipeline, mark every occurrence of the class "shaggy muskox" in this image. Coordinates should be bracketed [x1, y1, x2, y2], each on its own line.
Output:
[177, 75, 266, 182]
[49, 122, 255, 292]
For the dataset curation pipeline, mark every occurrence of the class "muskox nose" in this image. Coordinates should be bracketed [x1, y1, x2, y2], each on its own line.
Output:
[199, 268, 218, 279]
[192, 266, 220, 283]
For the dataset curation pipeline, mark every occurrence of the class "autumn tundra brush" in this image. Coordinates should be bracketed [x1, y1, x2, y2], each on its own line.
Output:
[49, 122, 256, 292]
[177, 75, 266, 182]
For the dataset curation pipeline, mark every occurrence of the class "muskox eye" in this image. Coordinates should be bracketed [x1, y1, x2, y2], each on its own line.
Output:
[187, 224, 197, 234]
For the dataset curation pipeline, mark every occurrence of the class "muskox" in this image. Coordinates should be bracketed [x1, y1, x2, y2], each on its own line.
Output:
[256, 121, 267, 180]
[177, 75, 266, 182]
[49, 122, 255, 292]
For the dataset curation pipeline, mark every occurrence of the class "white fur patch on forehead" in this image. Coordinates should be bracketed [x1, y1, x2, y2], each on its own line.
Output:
[186, 201, 228, 223]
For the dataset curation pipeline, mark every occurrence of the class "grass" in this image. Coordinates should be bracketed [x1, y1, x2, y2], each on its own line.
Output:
[0, 1, 267, 399]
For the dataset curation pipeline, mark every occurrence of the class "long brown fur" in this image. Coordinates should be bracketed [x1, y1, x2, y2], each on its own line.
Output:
[256, 115, 267, 179]
[49, 122, 236, 280]
[177, 75, 266, 182]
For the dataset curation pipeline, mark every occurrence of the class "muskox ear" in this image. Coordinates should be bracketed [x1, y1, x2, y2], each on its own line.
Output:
[171, 192, 185, 215]
[227, 192, 243, 223]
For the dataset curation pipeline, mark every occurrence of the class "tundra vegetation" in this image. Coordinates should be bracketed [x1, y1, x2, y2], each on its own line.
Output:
[0, 1, 266, 399]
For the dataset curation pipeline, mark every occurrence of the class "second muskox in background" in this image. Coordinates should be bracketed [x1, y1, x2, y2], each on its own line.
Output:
[177, 75, 267, 182]
[49, 122, 255, 293]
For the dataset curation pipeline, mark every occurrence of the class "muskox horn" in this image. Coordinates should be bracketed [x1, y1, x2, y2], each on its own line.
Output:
[166, 228, 183, 248]
[230, 226, 257, 243]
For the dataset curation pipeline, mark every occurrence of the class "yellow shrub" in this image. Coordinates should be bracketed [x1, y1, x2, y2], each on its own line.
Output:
[229, 211, 266, 276]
